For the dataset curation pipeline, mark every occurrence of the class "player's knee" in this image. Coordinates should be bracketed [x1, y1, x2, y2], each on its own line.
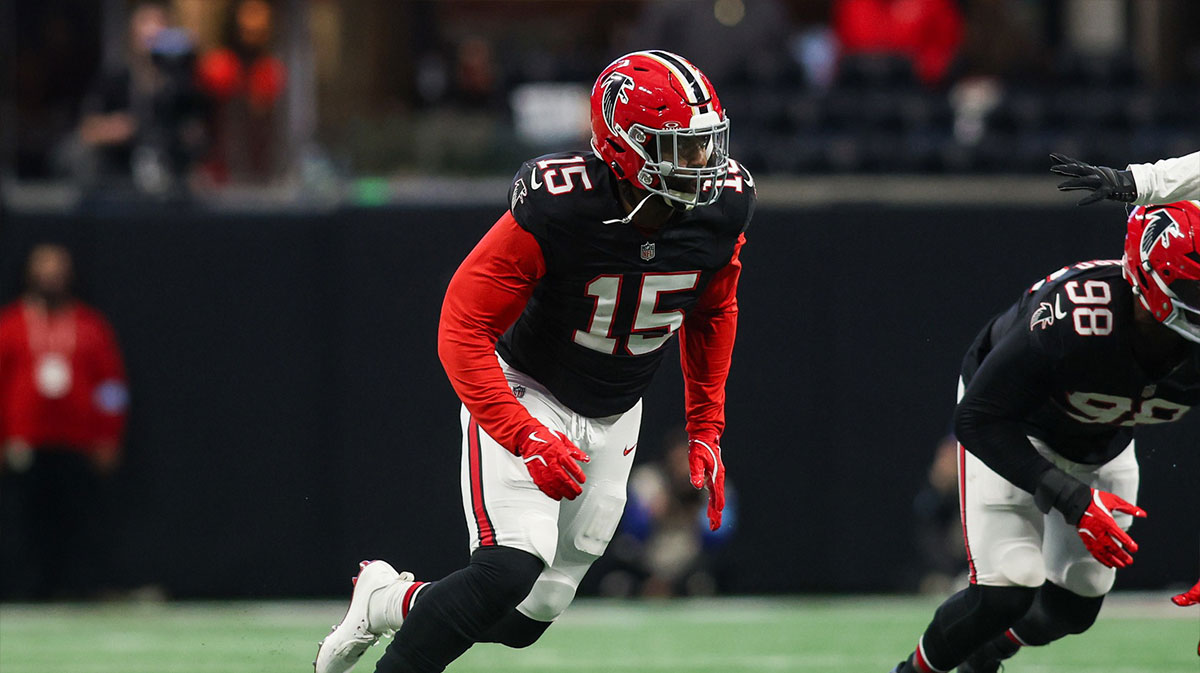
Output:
[1039, 581, 1105, 635]
[976, 584, 1038, 625]
[497, 614, 553, 649]
[1054, 561, 1115, 598]
[471, 546, 546, 607]
[996, 544, 1046, 588]
[516, 573, 578, 622]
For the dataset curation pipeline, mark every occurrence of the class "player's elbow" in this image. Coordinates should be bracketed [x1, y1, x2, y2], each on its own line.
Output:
[436, 316, 462, 374]
[436, 327, 461, 376]
[687, 302, 737, 328]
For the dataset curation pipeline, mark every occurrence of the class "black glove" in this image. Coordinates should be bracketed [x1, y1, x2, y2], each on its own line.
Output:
[1050, 153, 1138, 205]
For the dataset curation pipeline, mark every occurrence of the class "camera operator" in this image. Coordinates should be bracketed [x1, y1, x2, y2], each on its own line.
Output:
[76, 1, 206, 197]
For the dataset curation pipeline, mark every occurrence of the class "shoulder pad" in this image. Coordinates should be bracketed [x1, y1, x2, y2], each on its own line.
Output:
[507, 151, 619, 237]
[1025, 263, 1129, 354]
[689, 158, 755, 236]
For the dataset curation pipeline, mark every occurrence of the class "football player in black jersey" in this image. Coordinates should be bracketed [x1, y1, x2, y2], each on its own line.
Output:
[891, 200, 1200, 673]
[314, 51, 754, 673]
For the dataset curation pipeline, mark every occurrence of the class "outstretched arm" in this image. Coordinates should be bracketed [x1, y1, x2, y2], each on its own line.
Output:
[1127, 151, 1200, 205]
[1051, 151, 1200, 205]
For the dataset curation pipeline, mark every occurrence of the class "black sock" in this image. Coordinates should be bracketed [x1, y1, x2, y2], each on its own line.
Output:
[374, 546, 544, 673]
[906, 584, 1036, 672]
[480, 609, 553, 648]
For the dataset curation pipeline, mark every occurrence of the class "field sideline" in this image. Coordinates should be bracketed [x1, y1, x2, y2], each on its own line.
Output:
[1, 594, 1195, 672]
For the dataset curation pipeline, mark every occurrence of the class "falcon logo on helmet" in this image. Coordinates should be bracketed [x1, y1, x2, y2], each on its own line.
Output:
[1139, 208, 1185, 257]
[1122, 201, 1200, 342]
[601, 72, 635, 136]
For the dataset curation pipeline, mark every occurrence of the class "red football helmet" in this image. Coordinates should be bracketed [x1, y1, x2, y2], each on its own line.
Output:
[590, 51, 730, 208]
[1122, 200, 1200, 342]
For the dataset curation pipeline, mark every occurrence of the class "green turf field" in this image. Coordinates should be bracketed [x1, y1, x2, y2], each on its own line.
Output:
[1, 594, 1195, 672]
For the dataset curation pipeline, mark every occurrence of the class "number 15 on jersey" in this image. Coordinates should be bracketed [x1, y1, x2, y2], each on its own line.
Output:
[574, 272, 701, 356]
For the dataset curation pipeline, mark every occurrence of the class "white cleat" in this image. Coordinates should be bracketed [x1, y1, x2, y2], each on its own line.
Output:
[314, 560, 411, 673]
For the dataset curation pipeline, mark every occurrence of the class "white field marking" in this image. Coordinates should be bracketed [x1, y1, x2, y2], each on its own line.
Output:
[0, 663, 306, 673]
[549, 595, 946, 626]
[1013, 668, 1185, 673]
[1098, 591, 1200, 619]
[0, 593, 1186, 626]
[0, 600, 344, 628]
[461, 650, 890, 669]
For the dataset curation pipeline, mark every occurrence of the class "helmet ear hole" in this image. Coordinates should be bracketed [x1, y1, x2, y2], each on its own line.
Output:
[605, 138, 625, 154]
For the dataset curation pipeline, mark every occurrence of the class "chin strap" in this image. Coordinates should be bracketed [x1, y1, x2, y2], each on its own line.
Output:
[602, 191, 656, 225]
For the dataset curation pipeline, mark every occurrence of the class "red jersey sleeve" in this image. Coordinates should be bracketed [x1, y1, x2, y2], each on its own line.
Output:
[679, 233, 744, 441]
[438, 211, 547, 452]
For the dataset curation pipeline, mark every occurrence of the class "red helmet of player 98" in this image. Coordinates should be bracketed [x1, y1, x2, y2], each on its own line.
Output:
[589, 51, 730, 208]
[1122, 200, 1200, 342]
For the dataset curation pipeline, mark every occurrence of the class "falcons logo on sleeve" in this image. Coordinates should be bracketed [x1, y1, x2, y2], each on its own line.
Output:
[1031, 302, 1055, 330]
[1030, 294, 1069, 331]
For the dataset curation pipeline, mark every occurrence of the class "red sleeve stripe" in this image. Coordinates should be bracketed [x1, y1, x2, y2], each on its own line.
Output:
[468, 417, 497, 547]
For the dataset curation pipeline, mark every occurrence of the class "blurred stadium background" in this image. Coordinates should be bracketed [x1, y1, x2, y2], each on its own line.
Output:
[1, 1, 1198, 671]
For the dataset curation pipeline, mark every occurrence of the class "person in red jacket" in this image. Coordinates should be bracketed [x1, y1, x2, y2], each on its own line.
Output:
[196, 0, 286, 184]
[0, 243, 129, 599]
[834, 0, 965, 87]
[316, 51, 752, 673]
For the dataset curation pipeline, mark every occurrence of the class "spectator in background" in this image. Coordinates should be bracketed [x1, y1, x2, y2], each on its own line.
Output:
[597, 428, 736, 598]
[0, 244, 129, 600]
[75, 1, 207, 196]
[412, 35, 510, 173]
[912, 435, 967, 595]
[450, 37, 501, 111]
[197, 0, 287, 185]
[833, 0, 965, 87]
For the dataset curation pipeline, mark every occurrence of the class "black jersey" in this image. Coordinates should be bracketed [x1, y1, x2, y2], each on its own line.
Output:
[496, 151, 755, 418]
[960, 260, 1200, 469]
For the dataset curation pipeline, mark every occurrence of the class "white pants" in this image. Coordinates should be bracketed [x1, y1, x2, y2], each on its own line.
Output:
[958, 385, 1140, 597]
[459, 357, 641, 622]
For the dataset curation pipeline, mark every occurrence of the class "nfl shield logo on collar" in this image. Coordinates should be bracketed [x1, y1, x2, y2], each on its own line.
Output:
[640, 242, 655, 261]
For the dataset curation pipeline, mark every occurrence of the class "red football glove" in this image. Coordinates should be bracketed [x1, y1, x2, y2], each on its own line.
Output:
[688, 436, 725, 531]
[1171, 579, 1200, 656]
[1172, 579, 1200, 607]
[1076, 489, 1147, 569]
[515, 426, 589, 501]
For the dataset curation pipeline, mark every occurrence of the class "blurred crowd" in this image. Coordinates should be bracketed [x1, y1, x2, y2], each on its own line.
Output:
[13, 0, 288, 198]
[7, 0, 1200, 197]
